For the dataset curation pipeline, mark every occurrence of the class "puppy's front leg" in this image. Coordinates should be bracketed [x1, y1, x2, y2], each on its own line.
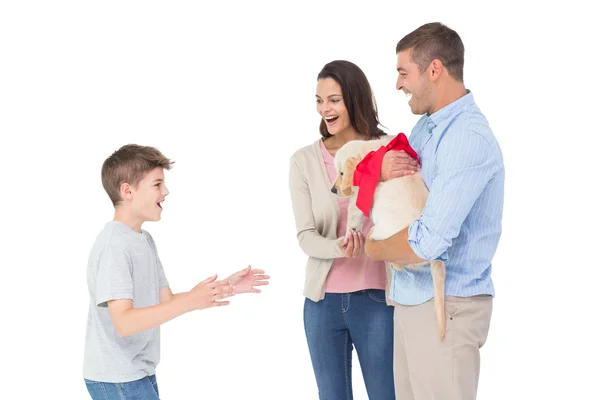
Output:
[346, 189, 364, 236]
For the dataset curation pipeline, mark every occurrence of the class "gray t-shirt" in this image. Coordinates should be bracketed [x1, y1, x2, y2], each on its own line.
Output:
[83, 221, 169, 383]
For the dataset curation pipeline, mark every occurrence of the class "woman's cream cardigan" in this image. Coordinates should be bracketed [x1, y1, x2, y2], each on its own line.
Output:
[288, 139, 393, 305]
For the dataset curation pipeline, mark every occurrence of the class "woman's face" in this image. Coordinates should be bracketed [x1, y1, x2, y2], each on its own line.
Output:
[316, 77, 352, 136]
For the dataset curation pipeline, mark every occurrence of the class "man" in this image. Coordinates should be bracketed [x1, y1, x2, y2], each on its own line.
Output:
[365, 22, 504, 400]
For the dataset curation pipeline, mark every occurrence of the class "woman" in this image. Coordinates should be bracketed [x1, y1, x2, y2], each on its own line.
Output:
[288, 60, 417, 399]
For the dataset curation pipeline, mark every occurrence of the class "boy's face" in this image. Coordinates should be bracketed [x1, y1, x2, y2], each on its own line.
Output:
[129, 167, 169, 222]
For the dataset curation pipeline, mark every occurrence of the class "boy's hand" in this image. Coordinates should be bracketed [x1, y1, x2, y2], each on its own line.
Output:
[227, 266, 270, 294]
[187, 274, 235, 311]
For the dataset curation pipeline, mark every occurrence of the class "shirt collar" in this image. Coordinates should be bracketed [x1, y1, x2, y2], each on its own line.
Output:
[425, 89, 474, 133]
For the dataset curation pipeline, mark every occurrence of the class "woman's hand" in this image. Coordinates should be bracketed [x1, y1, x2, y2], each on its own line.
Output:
[337, 230, 364, 258]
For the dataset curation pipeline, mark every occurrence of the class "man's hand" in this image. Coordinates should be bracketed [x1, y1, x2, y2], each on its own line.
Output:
[227, 266, 270, 294]
[337, 230, 364, 258]
[380, 150, 420, 182]
[187, 274, 235, 310]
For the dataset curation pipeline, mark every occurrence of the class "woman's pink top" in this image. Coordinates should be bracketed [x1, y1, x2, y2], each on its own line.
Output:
[320, 140, 387, 293]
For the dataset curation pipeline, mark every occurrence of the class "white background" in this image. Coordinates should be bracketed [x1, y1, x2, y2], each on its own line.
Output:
[1, 1, 598, 399]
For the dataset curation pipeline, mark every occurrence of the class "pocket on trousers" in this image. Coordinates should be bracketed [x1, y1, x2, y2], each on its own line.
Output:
[367, 289, 387, 303]
[443, 295, 488, 319]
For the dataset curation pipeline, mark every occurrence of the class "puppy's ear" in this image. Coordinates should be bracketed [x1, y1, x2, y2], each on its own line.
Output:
[340, 156, 360, 194]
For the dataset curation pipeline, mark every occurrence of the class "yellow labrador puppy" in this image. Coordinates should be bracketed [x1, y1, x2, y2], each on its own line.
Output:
[331, 135, 447, 340]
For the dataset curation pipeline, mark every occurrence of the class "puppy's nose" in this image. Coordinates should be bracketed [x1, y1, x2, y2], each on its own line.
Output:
[331, 186, 337, 194]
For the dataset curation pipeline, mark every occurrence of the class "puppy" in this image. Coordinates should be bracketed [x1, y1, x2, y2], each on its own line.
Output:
[331, 136, 447, 340]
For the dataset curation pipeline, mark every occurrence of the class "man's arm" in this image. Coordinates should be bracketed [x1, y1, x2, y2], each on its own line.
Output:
[365, 226, 426, 265]
[366, 131, 500, 263]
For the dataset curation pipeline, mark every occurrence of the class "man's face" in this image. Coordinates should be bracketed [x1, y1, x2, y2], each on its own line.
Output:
[396, 49, 433, 115]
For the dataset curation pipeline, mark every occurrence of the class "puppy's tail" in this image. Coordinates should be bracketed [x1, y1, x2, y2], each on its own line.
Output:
[430, 260, 446, 340]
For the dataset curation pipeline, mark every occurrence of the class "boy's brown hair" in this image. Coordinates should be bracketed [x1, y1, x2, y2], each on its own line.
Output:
[101, 144, 174, 206]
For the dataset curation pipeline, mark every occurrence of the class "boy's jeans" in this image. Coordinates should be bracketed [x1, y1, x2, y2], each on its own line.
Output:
[84, 375, 159, 400]
[304, 289, 395, 400]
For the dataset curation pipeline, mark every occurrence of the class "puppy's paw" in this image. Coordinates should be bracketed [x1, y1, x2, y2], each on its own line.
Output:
[346, 220, 363, 234]
[389, 261, 405, 271]
[345, 227, 359, 237]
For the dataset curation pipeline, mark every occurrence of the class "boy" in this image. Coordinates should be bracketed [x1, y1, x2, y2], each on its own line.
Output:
[82, 144, 269, 399]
